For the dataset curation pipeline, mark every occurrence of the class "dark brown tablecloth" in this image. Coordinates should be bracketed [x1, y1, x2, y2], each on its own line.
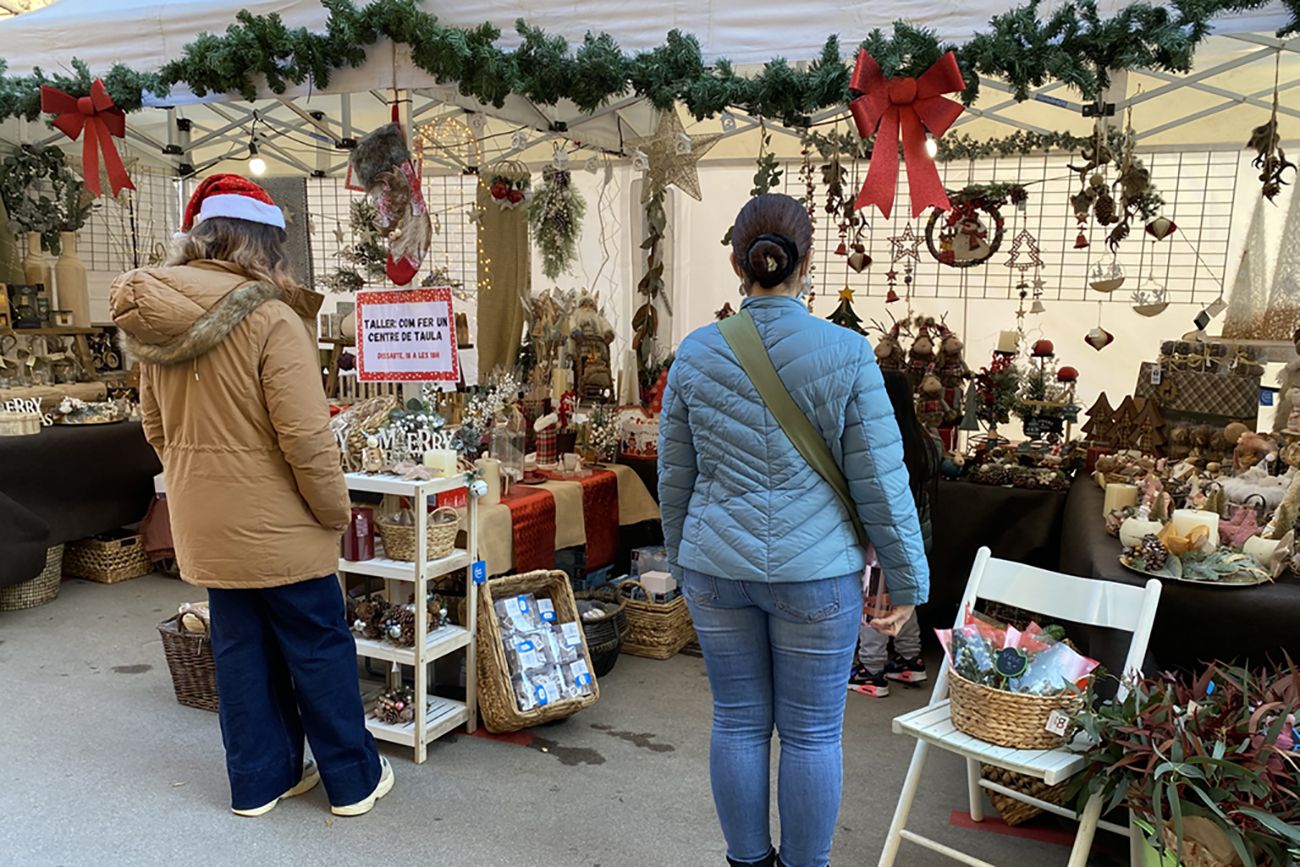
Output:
[0, 422, 160, 587]
[1059, 475, 1300, 670]
[924, 480, 1069, 629]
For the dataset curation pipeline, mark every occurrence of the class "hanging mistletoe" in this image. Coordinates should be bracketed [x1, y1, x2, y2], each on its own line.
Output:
[528, 167, 586, 280]
[721, 130, 784, 246]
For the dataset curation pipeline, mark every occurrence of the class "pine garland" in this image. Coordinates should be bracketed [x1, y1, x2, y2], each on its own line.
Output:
[0, 0, 1294, 125]
[528, 167, 586, 281]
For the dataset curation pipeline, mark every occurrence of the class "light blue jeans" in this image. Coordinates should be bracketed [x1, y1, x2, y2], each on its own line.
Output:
[682, 569, 865, 867]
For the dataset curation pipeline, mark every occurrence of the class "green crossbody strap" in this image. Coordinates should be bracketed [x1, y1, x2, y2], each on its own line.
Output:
[718, 310, 870, 550]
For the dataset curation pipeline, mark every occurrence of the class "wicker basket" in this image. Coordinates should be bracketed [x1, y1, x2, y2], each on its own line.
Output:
[618, 579, 695, 660]
[476, 569, 600, 733]
[0, 545, 63, 611]
[0, 411, 42, 436]
[158, 610, 218, 713]
[948, 669, 1082, 749]
[64, 531, 153, 584]
[980, 765, 1070, 826]
[575, 597, 628, 677]
[376, 507, 459, 562]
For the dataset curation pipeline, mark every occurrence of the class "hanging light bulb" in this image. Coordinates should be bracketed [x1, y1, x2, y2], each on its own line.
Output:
[924, 133, 938, 160]
[248, 142, 267, 177]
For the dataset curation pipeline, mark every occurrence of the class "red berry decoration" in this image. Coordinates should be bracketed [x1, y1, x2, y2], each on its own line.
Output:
[1031, 339, 1055, 358]
[1057, 366, 1079, 383]
[490, 181, 508, 199]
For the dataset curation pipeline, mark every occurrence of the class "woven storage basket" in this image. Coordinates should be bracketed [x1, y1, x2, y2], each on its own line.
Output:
[336, 395, 398, 469]
[376, 507, 459, 562]
[948, 670, 1082, 749]
[64, 531, 153, 584]
[980, 765, 1070, 826]
[158, 610, 218, 712]
[575, 597, 628, 677]
[476, 569, 600, 733]
[618, 579, 695, 660]
[0, 545, 63, 611]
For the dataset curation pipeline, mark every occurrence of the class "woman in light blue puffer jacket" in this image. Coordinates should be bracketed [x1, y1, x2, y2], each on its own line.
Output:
[658, 194, 930, 867]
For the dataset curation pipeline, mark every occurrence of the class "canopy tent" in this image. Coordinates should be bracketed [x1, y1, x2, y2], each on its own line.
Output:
[1, 0, 1298, 180]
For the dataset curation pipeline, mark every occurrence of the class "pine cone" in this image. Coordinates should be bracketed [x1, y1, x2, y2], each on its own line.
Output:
[1133, 534, 1168, 571]
[1093, 191, 1118, 225]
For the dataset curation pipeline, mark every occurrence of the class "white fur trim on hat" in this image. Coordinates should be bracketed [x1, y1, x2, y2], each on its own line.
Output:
[196, 193, 286, 229]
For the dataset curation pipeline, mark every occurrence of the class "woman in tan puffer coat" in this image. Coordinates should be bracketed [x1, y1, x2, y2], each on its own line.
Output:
[111, 174, 392, 819]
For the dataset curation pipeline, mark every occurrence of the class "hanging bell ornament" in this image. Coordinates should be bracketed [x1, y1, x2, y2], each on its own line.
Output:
[1074, 232, 1090, 249]
[1030, 300, 1046, 315]
[834, 241, 848, 256]
[886, 289, 900, 303]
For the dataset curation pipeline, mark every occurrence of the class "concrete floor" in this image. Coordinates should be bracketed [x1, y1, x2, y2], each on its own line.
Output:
[0, 575, 1131, 867]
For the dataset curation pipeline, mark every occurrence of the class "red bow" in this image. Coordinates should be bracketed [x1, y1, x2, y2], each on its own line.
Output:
[40, 79, 135, 198]
[849, 51, 966, 219]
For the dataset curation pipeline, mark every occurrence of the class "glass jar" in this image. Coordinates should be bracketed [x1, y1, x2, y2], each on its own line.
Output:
[489, 405, 526, 485]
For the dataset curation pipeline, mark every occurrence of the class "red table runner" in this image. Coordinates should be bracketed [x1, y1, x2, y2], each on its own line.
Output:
[572, 469, 619, 570]
[501, 485, 557, 573]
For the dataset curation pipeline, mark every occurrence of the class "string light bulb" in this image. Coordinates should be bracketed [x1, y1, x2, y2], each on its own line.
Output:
[924, 133, 938, 160]
[248, 142, 267, 176]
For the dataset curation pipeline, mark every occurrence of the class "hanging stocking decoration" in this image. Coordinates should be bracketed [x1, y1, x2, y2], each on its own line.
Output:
[349, 115, 431, 286]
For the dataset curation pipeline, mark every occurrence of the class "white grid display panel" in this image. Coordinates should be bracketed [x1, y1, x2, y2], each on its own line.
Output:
[306, 174, 479, 292]
[791, 149, 1237, 305]
[79, 167, 180, 272]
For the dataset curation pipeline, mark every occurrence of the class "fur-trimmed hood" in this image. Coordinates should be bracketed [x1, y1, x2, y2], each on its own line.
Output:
[110, 261, 280, 365]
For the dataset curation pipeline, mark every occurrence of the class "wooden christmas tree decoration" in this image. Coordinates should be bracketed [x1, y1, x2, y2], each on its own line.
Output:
[1132, 398, 1166, 455]
[1110, 396, 1141, 449]
[1082, 392, 1116, 442]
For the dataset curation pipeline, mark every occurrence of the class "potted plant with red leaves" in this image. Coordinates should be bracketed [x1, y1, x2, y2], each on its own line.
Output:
[1072, 657, 1300, 866]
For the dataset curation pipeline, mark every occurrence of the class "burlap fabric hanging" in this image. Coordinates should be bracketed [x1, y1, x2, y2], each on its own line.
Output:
[476, 163, 531, 377]
[0, 198, 24, 286]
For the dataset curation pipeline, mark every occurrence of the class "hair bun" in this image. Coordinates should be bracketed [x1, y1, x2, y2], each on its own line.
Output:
[746, 233, 800, 289]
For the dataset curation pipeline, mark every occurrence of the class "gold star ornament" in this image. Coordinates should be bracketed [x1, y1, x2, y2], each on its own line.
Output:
[838, 286, 856, 302]
[628, 109, 722, 203]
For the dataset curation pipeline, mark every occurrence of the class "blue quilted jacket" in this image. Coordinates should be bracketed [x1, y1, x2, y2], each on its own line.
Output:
[657, 294, 930, 606]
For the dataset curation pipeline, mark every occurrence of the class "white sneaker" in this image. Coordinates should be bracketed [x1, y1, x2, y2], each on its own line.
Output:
[231, 759, 321, 817]
[330, 756, 394, 817]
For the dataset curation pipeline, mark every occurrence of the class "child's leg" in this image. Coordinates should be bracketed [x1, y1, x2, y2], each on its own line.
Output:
[894, 610, 921, 660]
[884, 610, 927, 684]
[856, 620, 890, 671]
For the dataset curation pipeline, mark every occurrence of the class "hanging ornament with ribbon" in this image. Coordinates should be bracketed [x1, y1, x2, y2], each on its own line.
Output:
[39, 79, 135, 198]
[848, 50, 966, 219]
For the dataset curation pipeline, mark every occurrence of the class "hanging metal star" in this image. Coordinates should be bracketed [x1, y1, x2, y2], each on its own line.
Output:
[889, 225, 922, 264]
[838, 286, 855, 302]
[885, 269, 899, 282]
[627, 110, 722, 203]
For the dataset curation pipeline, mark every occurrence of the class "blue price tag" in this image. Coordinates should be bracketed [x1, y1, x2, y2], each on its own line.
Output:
[1261, 387, 1276, 407]
[533, 684, 549, 707]
[471, 559, 487, 585]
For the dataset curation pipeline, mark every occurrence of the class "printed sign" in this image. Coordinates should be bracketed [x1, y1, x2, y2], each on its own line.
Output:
[356, 287, 460, 383]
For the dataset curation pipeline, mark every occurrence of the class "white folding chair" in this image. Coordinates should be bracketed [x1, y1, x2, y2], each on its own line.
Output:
[878, 546, 1162, 867]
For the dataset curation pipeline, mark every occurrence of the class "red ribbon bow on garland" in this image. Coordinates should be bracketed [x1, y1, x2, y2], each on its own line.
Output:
[849, 51, 966, 219]
[40, 79, 135, 198]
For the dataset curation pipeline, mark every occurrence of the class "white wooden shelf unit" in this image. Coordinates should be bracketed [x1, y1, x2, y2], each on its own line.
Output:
[339, 471, 480, 763]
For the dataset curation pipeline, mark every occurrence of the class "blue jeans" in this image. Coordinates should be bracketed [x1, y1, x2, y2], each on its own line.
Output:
[208, 574, 380, 810]
[682, 569, 864, 867]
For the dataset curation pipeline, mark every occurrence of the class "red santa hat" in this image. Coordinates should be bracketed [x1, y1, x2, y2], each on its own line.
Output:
[181, 174, 285, 232]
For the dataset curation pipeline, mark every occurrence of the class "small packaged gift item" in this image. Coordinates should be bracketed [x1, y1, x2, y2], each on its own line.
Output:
[510, 671, 566, 712]
[506, 637, 549, 675]
[563, 658, 595, 698]
[342, 506, 376, 561]
[494, 593, 543, 635]
[547, 622, 584, 667]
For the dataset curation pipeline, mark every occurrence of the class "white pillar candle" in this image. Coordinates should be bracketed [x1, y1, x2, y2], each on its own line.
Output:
[1171, 508, 1220, 552]
[422, 449, 459, 478]
[551, 367, 568, 404]
[474, 457, 502, 506]
[1102, 483, 1139, 517]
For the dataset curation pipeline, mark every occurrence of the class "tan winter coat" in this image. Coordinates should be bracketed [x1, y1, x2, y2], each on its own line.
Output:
[111, 260, 349, 589]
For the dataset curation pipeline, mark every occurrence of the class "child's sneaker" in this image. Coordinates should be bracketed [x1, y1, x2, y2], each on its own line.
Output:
[885, 654, 927, 685]
[849, 663, 890, 697]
